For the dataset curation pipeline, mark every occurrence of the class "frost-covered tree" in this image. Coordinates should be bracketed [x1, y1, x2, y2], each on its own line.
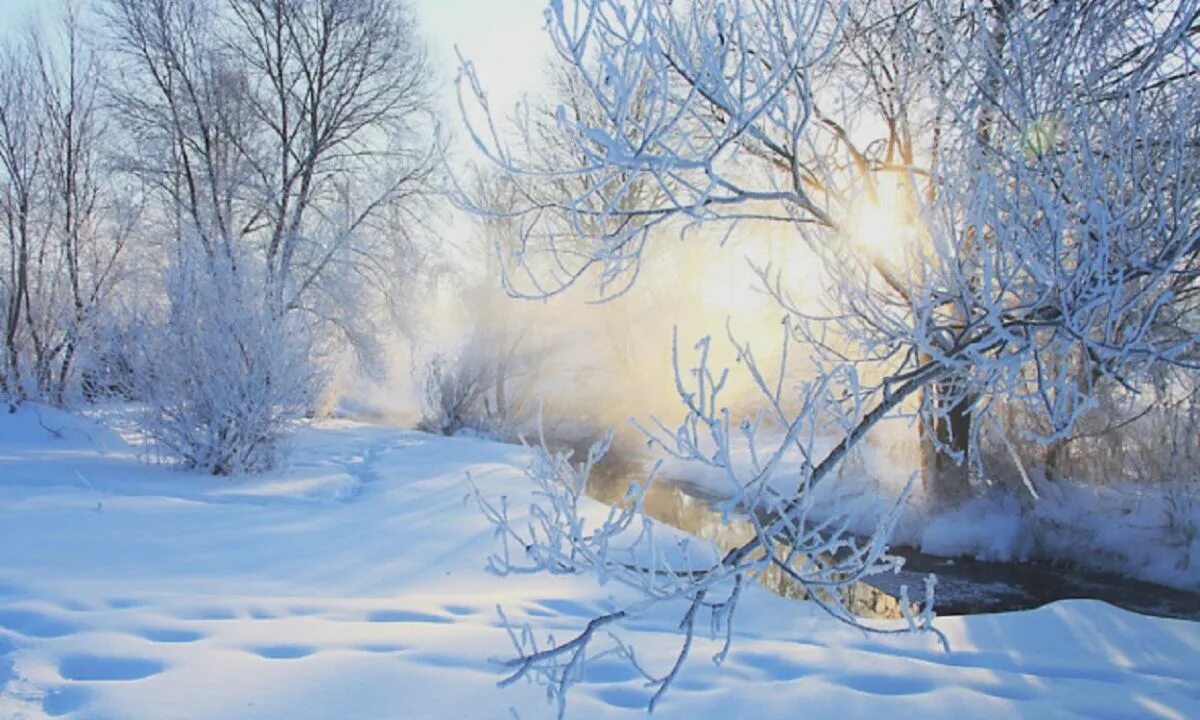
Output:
[103, 0, 436, 322]
[459, 0, 1200, 713]
[99, 0, 437, 469]
[0, 36, 46, 407]
[0, 6, 130, 408]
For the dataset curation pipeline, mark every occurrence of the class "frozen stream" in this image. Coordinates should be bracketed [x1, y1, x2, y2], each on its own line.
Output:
[581, 446, 1200, 621]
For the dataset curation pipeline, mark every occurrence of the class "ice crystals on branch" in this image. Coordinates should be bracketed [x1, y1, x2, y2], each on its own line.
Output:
[457, 0, 1200, 715]
[473, 331, 941, 717]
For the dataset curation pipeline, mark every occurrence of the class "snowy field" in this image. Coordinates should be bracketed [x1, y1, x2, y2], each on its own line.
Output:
[1, 406, 1198, 719]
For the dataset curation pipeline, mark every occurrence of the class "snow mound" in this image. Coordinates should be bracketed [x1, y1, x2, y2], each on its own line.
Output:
[0, 403, 129, 454]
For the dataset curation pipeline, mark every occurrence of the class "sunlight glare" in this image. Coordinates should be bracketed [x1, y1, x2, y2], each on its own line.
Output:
[850, 198, 908, 264]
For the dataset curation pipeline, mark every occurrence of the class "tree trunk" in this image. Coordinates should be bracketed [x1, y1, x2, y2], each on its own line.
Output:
[920, 377, 974, 507]
[917, 0, 1012, 508]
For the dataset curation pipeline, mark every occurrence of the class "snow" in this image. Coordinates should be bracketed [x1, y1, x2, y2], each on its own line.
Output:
[652, 420, 1199, 591]
[1, 406, 1198, 719]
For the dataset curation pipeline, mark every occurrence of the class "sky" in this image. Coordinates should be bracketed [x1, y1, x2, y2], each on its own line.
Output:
[416, 0, 549, 108]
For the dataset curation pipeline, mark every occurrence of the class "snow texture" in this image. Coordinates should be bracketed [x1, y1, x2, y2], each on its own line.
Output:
[0, 405, 1197, 718]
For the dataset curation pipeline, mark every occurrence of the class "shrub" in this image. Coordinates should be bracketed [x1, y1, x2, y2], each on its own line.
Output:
[129, 246, 315, 475]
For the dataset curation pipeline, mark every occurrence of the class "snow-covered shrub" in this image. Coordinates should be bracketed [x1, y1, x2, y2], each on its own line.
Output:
[129, 247, 315, 475]
[417, 324, 535, 438]
[417, 349, 494, 437]
[69, 310, 140, 403]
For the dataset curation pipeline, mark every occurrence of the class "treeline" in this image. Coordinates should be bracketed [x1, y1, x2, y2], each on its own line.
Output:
[0, 0, 437, 473]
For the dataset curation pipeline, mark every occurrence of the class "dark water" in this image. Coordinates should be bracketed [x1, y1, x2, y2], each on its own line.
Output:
[875, 548, 1200, 620]
[581, 446, 1200, 621]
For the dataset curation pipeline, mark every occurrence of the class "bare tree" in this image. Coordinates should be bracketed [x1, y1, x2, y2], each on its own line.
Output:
[103, 0, 435, 312]
[41, 5, 131, 404]
[223, 0, 435, 311]
[0, 38, 46, 406]
[103, 0, 246, 257]
[0, 5, 127, 407]
[459, 0, 1200, 713]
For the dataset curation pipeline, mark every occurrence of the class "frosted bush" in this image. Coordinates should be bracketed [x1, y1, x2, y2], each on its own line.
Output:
[130, 246, 315, 475]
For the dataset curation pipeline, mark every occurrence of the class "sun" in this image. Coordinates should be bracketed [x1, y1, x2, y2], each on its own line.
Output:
[847, 186, 916, 265]
[851, 200, 899, 254]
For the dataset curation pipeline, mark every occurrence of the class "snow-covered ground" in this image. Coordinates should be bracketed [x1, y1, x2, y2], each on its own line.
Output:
[1, 406, 1198, 719]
